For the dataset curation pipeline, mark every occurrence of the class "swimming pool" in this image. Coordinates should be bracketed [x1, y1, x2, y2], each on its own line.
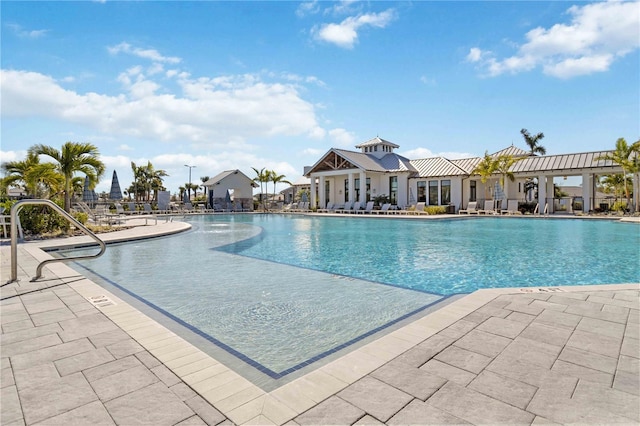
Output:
[62, 215, 639, 380]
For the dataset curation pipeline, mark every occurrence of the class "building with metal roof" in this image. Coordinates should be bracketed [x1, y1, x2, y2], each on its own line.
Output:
[202, 169, 258, 211]
[304, 137, 633, 214]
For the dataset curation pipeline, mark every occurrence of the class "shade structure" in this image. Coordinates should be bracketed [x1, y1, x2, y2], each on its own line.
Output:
[82, 176, 96, 205]
[183, 192, 190, 204]
[109, 170, 123, 200]
[301, 192, 308, 202]
[494, 181, 505, 200]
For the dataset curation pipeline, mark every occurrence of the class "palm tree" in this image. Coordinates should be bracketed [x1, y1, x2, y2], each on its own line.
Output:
[270, 171, 292, 205]
[472, 151, 499, 199]
[252, 167, 269, 210]
[597, 138, 638, 211]
[30, 142, 105, 212]
[200, 176, 210, 200]
[494, 155, 520, 188]
[2, 152, 63, 198]
[521, 129, 546, 156]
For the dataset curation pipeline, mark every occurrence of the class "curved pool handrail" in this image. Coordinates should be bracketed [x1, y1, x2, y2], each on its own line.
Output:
[8, 199, 107, 283]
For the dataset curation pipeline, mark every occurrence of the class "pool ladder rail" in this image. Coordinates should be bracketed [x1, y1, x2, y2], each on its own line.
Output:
[7, 199, 107, 283]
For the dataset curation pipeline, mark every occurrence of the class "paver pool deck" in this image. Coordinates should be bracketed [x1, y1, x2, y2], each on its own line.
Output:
[1, 216, 638, 425]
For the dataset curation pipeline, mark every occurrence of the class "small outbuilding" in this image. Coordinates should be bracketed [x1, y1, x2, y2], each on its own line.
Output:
[203, 170, 258, 211]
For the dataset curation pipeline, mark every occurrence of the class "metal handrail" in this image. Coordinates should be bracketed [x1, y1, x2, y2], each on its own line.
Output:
[9, 199, 106, 283]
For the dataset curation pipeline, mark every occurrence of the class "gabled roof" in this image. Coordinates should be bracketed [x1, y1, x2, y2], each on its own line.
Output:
[450, 157, 482, 174]
[409, 157, 469, 177]
[355, 137, 399, 149]
[305, 148, 416, 176]
[203, 169, 258, 187]
[491, 145, 530, 158]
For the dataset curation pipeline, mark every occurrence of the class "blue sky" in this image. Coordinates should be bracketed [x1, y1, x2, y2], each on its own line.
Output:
[2, 1, 639, 195]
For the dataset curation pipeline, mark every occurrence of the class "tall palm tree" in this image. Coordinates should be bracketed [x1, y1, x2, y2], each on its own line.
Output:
[252, 167, 269, 210]
[597, 137, 638, 211]
[200, 176, 210, 200]
[30, 142, 105, 212]
[521, 128, 546, 156]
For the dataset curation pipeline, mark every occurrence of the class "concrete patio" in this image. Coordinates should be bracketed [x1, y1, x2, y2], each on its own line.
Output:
[1, 221, 638, 425]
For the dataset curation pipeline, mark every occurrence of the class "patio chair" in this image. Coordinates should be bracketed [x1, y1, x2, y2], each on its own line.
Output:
[357, 201, 375, 214]
[372, 203, 391, 214]
[501, 200, 522, 215]
[412, 202, 428, 215]
[337, 201, 353, 213]
[126, 202, 140, 214]
[480, 200, 498, 215]
[318, 202, 334, 213]
[459, 201, 479, 214]
[349, 202, 361, 213]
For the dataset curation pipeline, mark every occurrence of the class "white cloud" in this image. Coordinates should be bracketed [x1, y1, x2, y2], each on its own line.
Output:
[420, 75, 436, 85]
[107, 42, 182, 64]
[468, 0, 640, 78]
[329, 128, 356, 147]
[5, 23, 48, 39]
[0, 150, 28, 163]
[118, 144, 134, 151]
[1, 68, 324, 145]
[312, 9, 396, 49]
[296, 1, 320, 18]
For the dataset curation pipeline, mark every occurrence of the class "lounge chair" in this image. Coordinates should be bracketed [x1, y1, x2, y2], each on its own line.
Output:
[357, 201, 375, 214]
[480, 200, 498, 215]
[413, 202, 428, 215]
[183, 202, 194, 213]
[143, 203, 154, 214]
[337, 201, 353, 213]
[501, 200, 522, 215]
[459, 201, 479, 214]
[349, 202, 361, 213]
[373, 203, 391, 214]
[318, 202, 334, 213]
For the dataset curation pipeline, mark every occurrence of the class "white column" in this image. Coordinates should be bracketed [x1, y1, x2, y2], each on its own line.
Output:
[319, 178, 326, 209]
[359, 171, 367, 204]
[348, 173, 355, 203]
[582, 173, 592, 213]
[634, 172, 640, 213]
[538, 174, 547, 214]
[310, 175, 317, 208]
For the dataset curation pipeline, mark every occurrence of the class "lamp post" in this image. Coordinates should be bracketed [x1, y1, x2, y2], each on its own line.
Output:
[184, 164, 196, 200]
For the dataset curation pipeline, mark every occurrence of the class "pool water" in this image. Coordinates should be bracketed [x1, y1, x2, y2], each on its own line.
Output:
[62, 215, 639, 378]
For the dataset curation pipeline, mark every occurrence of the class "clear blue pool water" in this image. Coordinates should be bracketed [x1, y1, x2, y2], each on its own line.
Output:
[62, 214, 639, 378]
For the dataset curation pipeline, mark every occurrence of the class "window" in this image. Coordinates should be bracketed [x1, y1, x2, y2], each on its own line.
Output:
[417, 181, 426, 202]
[344, 179, 349, 202]
[366, 178, 371, 202]
[355, 178, 360, 201]
[470, 180, 477, 202]
[429, 181, 438, 205]
[390, 176, 398, 205]
[441, 180, 451, 205]
[325, 181, 330, 206]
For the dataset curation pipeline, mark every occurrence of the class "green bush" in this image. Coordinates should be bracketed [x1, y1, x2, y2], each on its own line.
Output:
[73, 212, 88, 225]
[611, 201, 628, 212]
[17, 199, 71, 236]
[425, 206, 447, 215]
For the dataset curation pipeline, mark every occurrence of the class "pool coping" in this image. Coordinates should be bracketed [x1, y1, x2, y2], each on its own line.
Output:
[3, 217, 639, 424]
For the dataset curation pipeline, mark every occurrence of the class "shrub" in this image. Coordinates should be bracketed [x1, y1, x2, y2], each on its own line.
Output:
[73, 212, 88, 225]
[611, 201, 628, 212]
[425, 206, 447, 215]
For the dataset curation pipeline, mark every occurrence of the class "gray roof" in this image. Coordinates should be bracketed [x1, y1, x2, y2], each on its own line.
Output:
[510, 150, 617, 173]
[203, 169, 258, 187]
[306, 149, 416, 175]
[355, 137, 400, 149]
[450, 157, 482, 174]
[491, 145, 530, 158]
[409, 157, 469, 177]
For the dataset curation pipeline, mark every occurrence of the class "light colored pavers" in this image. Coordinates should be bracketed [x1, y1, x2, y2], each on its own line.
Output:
[2, 224, 638, 425]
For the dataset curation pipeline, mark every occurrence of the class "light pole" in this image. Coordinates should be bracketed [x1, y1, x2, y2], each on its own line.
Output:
[184, 164, 196, 201]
